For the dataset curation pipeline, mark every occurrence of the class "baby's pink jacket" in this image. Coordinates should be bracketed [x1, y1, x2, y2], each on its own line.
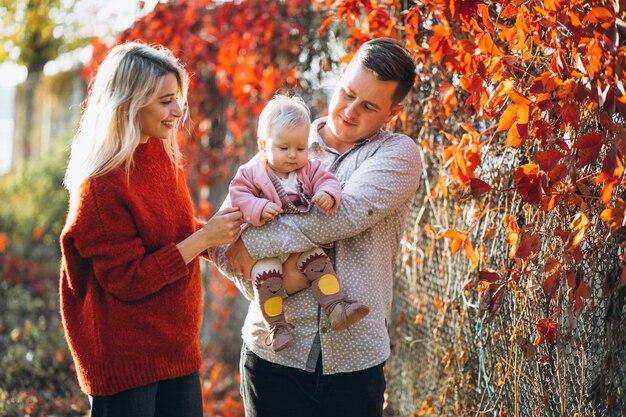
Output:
[229, 156, 342, 227]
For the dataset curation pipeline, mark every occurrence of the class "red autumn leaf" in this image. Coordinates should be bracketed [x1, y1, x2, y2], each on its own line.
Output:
[542, 191, 559, 211]
[530, 71, 561, 94]
[515, 228, 541, 259]
[569, 280, 590, 317]
[470, 177, 493, 197]
[479, 270, 501, 283]
[516, 103, 530, 125]
[543, 257, 561, 296]
[514, 164, 547, 204]
[561, 102, 580, 127]
[438, 82, 458, 116]
[573, 132, 604, 167]
[546, 163, 567, 186]
[535, 150, 564, 172]
[596, 144, 624, 183]
[534, 318, 557, 346]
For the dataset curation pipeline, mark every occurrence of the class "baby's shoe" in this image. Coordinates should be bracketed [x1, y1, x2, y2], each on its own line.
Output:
[265, 322, 294, 352]
[328, 300, 370, 331]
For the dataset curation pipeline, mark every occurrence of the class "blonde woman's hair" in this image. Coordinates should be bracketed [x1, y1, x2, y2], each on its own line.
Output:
[64, 42, 189, 194]
[257, 94, 311, 144]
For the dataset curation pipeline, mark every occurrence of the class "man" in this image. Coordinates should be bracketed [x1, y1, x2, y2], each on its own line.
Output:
[212, 37, 421, 417]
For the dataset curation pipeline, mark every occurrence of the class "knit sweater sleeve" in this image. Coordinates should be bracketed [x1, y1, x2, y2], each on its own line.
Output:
[68, 180, 189, 302]
[229, 165, 272, 227]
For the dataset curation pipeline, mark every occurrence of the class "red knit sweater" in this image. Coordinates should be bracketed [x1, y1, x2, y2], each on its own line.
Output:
[60, 138, 202, 396]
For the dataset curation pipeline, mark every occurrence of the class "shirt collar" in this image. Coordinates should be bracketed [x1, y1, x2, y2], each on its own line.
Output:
[309, 117, 381, 153]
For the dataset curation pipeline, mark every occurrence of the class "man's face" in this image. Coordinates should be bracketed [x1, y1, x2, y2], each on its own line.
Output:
[324, 63, 403, 151]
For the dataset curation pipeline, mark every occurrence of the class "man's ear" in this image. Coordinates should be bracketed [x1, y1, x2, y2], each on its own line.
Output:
[257, 138, 266, 152]
[385, 104, 404, 123]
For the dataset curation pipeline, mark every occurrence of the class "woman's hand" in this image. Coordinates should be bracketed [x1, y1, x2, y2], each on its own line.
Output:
[177, 207, 242, 264]
[201, 207, 243, 247]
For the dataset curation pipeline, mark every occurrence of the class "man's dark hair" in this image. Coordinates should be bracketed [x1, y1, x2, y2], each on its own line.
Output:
[352, 38, 416, 104]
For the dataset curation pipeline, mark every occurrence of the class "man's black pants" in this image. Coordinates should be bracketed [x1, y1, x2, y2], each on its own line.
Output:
[240, 343, 386, 417]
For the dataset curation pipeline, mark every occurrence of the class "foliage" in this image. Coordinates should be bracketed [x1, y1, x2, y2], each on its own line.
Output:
[0, 280, 89, 416]
[0, 135, 84, 415]
[320, 0, 626, 341]
[0, 138, 69, 263]
[0, 0, 87, 73]
[317, 0, 626, 415]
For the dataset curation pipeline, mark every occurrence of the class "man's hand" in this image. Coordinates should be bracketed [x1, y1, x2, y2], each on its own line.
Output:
[261, 202, 282, 222]
[311, 191, 336, 216]
[282, 253, 311, 295]
[225, 238, 255, 281]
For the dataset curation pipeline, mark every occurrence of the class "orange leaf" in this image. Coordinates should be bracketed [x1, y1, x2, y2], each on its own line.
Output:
[600, 199, 626, 230]
[583, 7, 615, 26]
[507, 122, 528, 148]
[464, 237, 479, 270]
[0, 233, 9, 252]
[476, 4, 495, 35]
[570, 210, 590, 231]
[438, 82, 458, 116]
[450, 235, 465, 254]
[319, 15, 337, 36]
[506, 89, 532, 105]
[573, 132, 604, 167]
[496, 104, 519, 133]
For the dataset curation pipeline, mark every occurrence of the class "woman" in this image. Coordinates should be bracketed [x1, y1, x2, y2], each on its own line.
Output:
[60, 42, 242, 416]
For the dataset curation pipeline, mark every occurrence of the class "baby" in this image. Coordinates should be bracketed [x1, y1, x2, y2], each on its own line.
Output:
[229, 94, 369, 352]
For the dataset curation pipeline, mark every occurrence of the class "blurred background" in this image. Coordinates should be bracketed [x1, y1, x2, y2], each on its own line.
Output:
[2, 1, 626, 417]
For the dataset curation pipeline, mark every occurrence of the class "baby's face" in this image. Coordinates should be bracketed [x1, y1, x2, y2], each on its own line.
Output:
[262, 123, 310, 177]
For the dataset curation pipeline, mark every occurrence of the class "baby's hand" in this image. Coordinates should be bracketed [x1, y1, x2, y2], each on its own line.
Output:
[261, 202, 282, 221]
[312, 191, 335, 216]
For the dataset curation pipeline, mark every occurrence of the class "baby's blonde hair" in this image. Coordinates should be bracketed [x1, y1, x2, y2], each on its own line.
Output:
[257, 94, 311, 144]
[64, 42, 189, 194]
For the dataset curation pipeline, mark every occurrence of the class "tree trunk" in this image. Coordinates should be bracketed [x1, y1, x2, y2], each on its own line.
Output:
[12, 71, 41, 168]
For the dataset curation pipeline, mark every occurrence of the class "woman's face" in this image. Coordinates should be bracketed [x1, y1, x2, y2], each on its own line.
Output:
[138, 73, 182, 143]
